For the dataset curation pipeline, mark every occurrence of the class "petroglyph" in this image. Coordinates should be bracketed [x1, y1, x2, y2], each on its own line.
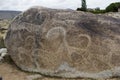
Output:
[38, 26, 93, 71]
[5, 6, 120, 79]
[16, 36, 36, 69]
[19, 26, 92, 71]
[46, 27, 66, 40]
[25, 36, 35, 49]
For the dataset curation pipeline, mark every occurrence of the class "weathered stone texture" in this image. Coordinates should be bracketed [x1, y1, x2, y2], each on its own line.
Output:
[5, 6, 120, 79]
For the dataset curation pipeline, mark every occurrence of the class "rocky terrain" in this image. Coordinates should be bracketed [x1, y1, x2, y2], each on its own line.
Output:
[105, 12, 120, 19]
[0, 7, 120, 80]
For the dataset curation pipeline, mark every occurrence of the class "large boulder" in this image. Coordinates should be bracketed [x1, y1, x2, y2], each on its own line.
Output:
[5, 6, 120, 79]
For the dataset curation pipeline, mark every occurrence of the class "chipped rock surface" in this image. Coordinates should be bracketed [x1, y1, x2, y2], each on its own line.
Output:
[5, 6, 120, 79]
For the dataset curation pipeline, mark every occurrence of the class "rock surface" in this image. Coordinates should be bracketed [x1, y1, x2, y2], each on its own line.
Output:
[5, 6, 120, 79]
[105, 12, 120, 19]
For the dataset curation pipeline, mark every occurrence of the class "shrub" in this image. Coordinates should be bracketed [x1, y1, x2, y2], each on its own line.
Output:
[81, 0, 87, 11]
[89, 10, 106, 14]
[106, 2, 120, 12]
[0, 37, 5, 48]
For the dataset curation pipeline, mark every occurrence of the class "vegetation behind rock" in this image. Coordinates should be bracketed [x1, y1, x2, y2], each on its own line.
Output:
[77, 2, 120, 14]
[0, 19, 11, 48]
[106, 2, 120, 12]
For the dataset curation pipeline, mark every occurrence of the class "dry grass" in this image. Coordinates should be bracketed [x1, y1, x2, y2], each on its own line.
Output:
[0, 19, 10, 48]
[0, 19, 10, 28]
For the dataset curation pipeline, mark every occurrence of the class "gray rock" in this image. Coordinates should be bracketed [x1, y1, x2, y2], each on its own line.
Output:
[5, 6, 120, 79]
[105, 12, 120, 19]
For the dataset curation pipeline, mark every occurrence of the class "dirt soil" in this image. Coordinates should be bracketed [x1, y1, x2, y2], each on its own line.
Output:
[0, 56, 120, 80]
[0, 56, 87, 80]
[0, 56, 29, 80]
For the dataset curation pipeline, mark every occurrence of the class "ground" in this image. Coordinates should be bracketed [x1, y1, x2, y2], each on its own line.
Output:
[0, 56, 29, 80]
[0, 56, 120, 80]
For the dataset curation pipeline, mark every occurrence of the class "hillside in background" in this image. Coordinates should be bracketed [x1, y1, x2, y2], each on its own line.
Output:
[0, 10, 21, 19]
